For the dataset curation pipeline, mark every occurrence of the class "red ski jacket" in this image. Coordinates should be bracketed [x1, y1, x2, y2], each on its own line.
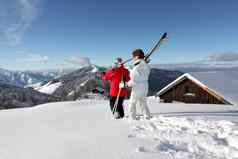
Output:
[101, 65, 130, 97]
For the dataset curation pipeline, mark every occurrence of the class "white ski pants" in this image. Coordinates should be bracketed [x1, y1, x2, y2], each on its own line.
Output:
[129, 83, 150, 119]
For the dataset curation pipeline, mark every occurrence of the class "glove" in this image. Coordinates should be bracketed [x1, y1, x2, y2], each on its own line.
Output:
[119, 82, 127, 88]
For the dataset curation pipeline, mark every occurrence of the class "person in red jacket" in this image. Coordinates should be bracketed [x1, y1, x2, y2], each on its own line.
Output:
[101, 58, 130, 119]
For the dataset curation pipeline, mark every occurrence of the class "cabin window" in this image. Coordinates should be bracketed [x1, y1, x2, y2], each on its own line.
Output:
[185, 86, 189, 93]
[184, 86, 196, 97]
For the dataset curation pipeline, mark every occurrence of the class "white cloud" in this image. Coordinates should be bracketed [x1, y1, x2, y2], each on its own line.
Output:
[24, 54, 49, 63]
[207, 52, 238, 62]
[0, 0, 40, 45]
[65, 57, 91, 67]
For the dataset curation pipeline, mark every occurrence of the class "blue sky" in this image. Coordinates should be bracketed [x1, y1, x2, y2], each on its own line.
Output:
[0, 0, 238, 70]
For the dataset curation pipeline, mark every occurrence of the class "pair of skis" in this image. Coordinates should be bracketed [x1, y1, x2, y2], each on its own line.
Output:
[112, 32, 168, 117]
[122, 32, 167, 65]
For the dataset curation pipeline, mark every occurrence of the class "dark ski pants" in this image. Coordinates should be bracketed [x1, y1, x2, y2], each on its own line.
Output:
[109, 96, 125, 118]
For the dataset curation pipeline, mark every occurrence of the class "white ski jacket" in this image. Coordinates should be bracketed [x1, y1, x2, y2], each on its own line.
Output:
[128, 59, 150, 100]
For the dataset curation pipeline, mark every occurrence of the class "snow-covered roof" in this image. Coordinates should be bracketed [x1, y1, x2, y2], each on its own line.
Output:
[157, 71, 238, 105]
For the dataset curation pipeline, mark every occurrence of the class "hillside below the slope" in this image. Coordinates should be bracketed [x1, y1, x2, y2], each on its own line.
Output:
[0, 83, 60, 109]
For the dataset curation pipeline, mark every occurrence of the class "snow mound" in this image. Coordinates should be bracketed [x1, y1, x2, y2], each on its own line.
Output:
[38, 82, 62, 94]
[129, 116, 238, 158]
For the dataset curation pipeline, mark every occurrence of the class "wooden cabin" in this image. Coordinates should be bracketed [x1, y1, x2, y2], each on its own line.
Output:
[157, 71, 238, 105]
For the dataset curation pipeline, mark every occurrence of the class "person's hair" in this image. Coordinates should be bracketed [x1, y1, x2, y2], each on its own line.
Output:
[132, 49, 145, 59]
[115, 57, 123, 63]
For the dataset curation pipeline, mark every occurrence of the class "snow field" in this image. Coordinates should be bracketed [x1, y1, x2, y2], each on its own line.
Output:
[0, 98, 238, 159]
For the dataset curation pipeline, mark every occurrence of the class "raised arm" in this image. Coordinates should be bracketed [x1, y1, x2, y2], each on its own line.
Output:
[101, 69, 115, 81]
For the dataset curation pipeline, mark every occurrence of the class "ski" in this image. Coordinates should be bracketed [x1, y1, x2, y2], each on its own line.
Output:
[123, 32, 168, 64]
[144, 32, 167, 63]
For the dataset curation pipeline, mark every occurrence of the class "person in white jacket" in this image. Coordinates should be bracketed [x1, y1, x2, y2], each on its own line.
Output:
[120, 49, 151, 120]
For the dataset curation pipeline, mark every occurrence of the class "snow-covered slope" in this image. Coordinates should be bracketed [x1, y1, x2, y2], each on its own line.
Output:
[37, 81, 62, 94]
[36, 65, 108, 100]
[0, 98, 238, 159]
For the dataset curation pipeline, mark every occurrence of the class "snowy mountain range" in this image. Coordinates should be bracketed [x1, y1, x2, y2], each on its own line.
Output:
[36, 65, 182, 99]
[2, 62, 238, 109]
[0, 68, 74, 109]
[0, 68, 57, 87]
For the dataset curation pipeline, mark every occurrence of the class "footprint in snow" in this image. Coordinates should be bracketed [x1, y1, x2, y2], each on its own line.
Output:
[136, 146, 151, 153]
